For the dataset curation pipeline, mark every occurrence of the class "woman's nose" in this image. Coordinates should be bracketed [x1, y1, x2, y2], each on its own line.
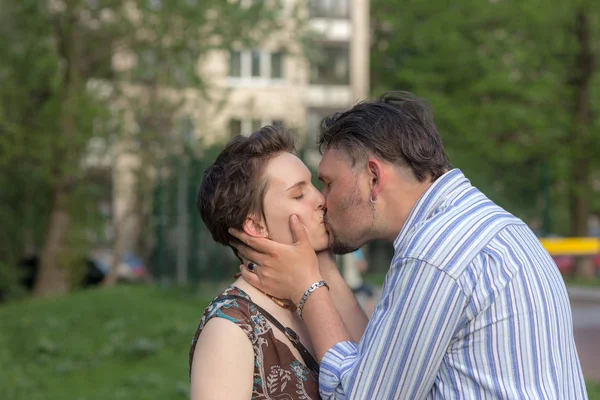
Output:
[316, 190, 326, 210]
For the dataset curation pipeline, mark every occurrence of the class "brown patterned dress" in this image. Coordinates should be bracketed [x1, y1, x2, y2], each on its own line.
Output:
[190, 286, 321, 400]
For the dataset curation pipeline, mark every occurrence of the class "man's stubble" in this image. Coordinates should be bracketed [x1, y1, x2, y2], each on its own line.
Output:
[326, 184, 374, 255]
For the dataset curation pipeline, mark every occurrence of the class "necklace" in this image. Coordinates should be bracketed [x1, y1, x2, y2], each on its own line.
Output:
[233, 272, 297, 311]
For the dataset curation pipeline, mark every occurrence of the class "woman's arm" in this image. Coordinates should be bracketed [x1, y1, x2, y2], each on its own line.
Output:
[317, 250, 369, 343]
[190, 317, 254, 400]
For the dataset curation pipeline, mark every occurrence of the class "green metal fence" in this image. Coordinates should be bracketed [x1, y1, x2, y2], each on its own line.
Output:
[150, 147, 239, 287]
[149, 145, 395, 287]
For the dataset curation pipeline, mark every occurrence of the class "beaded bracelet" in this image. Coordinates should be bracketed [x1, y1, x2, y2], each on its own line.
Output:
[296, 280, 329, 319]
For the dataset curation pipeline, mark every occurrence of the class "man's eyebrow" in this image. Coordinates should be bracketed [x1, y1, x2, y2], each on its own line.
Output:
[285, 181, 307, 192]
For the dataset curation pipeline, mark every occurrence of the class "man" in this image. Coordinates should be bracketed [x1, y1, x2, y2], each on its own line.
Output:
[230, 92, 587, 399]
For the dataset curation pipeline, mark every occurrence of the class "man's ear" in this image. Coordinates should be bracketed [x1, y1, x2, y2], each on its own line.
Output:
[242, 216, 269, 238]
[366, 158, 388, 200]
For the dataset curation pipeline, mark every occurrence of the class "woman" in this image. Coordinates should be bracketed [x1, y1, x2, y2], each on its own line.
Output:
[190, 125, 330, 399]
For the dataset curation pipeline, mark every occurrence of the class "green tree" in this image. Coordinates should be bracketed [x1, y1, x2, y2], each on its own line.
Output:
[0, 0, 284, 297]
[371, 0, 600, 275]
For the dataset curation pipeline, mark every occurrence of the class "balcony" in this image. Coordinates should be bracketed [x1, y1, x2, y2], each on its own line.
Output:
[309, 0, 350, 19]
[309, 18, 351, 42]
[305, 86, 352, 109]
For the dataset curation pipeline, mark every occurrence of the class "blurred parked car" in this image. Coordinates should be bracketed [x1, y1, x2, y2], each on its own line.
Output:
[0, 251, 150, 301]
[552, 254, 600, 277]
[89, 249, 150, 282]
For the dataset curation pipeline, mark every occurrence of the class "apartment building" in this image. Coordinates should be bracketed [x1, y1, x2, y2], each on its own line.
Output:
[109, 0, 370, 262]
[194, 0, 370, 157]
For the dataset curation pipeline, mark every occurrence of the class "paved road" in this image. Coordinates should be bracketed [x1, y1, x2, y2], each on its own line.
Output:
[572, 299, 600, 380]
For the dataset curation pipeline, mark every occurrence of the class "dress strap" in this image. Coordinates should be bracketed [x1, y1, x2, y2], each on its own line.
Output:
[214, 294, 320, 375]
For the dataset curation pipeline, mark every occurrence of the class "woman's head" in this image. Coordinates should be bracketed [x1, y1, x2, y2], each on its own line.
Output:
[198, 126, 328, 260]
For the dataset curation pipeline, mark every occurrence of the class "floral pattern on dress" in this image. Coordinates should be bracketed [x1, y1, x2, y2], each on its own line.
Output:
[190, 286, 320, 400]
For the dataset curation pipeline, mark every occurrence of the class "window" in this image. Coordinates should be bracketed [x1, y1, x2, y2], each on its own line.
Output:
[251, 119, 262, 132]
[228, 50, 285, 82]
[310, 45, 349, 85]
[309, 0, 349, 18]
[229, 51, 242, 77]
[251, 51, 261, 77]
[229, 118, 284, 137]
[229, 119, 242, 137]
[271, 52, 284, 79]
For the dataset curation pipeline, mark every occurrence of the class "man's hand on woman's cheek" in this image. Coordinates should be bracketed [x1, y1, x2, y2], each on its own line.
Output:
[229, 215, 323, 305]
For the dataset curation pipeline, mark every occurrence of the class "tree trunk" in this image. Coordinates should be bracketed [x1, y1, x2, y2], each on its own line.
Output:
[33, 185, 71, 297]
[103, 222, 125, 287]
[103, 203, 136, 287]
[569, 10, 595, 278]
[104, 139, 142, 287]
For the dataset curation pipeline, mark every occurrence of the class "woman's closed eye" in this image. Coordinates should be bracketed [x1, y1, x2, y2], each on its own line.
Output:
[293, 193, 305, 200]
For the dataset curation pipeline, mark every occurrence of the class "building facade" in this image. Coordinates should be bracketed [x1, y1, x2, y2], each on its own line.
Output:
[193, 0, 370, 153]
[110, 0, 370, 270]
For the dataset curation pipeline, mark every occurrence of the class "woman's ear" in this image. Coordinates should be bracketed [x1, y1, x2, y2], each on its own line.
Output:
[242, 216, 269, 238]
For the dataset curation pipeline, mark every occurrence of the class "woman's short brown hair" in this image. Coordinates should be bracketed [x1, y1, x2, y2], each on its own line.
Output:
[197, 125, 296, 253]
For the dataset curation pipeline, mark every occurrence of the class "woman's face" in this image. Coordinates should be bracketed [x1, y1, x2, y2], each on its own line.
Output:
[259, 152, 328, 251]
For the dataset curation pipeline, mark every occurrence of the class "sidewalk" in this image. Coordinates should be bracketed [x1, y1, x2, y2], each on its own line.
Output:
[567, 285, 600, 303]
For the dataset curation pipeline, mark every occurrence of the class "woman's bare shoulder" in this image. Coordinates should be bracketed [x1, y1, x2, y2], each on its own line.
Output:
[190, 316, 254, 399]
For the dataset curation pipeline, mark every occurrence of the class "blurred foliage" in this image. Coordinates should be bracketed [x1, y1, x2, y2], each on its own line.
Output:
[0, 261, 28, 302]
[371, 0, 600, 237]
[0, 285, 215, 400]
[0, 0, 284, 296]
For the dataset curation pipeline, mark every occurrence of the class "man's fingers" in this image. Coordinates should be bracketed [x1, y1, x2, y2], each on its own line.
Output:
[230, 240, 266, 266]
[289, 214, 310, 245]
[228, 228, 254, 246]
[229, 228, 274, 255]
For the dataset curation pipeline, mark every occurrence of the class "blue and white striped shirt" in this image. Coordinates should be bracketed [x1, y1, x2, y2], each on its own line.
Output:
[320, 169, 587, 399]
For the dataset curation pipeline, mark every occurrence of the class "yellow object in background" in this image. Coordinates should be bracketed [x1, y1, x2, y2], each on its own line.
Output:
[539, 237, 600, 256]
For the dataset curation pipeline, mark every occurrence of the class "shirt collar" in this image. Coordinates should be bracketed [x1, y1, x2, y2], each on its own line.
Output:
[393, 168, 471, 252]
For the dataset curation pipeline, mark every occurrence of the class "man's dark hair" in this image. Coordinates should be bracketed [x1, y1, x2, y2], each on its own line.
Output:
[197, 125, 295, 251]
[317, 91, 451, 182]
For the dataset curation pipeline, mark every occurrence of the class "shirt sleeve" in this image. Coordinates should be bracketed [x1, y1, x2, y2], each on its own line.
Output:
[319, 258, 467, 399]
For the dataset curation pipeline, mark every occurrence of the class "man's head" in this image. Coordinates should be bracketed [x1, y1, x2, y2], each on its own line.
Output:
[317, 92, 452, 253]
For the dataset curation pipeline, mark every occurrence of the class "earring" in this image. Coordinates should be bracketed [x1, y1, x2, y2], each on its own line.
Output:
[369, 195, 378, 204]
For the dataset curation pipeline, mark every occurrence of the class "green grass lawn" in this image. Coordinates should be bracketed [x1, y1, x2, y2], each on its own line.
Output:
[589, 381, 600, 400]
[563, 276, 600, 287]
[1, 284, 599, 399]
[0, 285, 213, 400]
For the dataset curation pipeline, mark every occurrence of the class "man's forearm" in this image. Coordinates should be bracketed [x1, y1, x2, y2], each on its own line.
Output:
[321, 267, 369, 343]
[301, 287, 352, 362]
